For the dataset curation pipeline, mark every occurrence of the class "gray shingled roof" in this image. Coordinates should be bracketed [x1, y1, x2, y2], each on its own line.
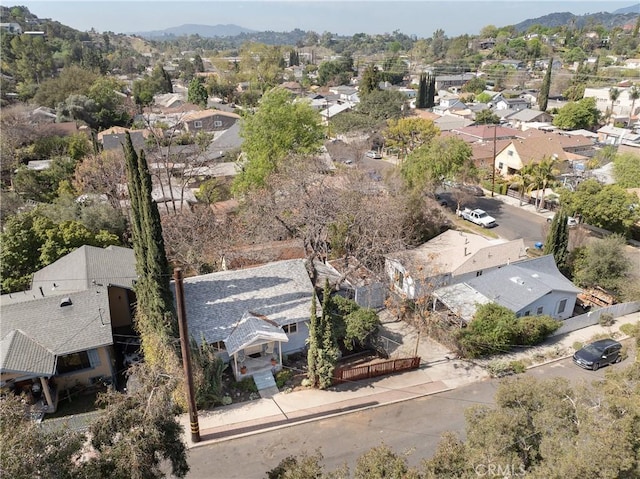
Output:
[0, 330, 56, 376]
[466, 255, 580, 312]
[1, 288, 114, 358]
[29, 245, 137, 297]
[224, 312, 289, 356]
[178, 259, 315, 344]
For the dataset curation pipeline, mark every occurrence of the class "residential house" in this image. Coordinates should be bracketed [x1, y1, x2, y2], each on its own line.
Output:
[449, 125, 521, 143]
[385, 230, 528, 300]
[597, 125, 640, 146]
[583, 86, 640, 118]
[0, 22, 23, 34]
[1, 245, 138, 414]
[500, 59, 525, 69]
[494, 132, 593, 176]
[181, 109, 240, 133]
[98, 127, 149, 151]
[434, 115, 474, 131]
[494, 97, 531, 112]
[434, 73, 475, 91]
[328, 86, 359, 103]
[433, 255, 581, 323]
[505, 108, 553, 129]
[178, 259, 316, 380]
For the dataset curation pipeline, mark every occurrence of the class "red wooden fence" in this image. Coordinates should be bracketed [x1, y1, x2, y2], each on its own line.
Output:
[333, 357, 421, 384]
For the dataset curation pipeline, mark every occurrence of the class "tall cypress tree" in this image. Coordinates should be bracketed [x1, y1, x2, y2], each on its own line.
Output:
[538, 59, 553, 112]
[307, 294, 319, 387]
[416, 73, 427, 108]
[124, 133, 178, 369]
[426, 73, 436, 108]
[543, 209, 569, 273]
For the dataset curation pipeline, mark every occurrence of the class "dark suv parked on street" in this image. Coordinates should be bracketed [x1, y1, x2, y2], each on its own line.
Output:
[573, 339, 622, 371]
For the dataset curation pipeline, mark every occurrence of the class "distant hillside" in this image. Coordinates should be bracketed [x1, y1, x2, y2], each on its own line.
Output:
[513, 11, 638, 32]
[612, 4, 640, 15]
[133, 23, 256, 39]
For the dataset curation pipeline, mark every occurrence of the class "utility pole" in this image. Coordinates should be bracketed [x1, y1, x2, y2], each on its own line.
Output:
[491, 124, 497, 198]
[174, 268, 200, 443]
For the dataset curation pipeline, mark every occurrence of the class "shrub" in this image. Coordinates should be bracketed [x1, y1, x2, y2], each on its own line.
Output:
[221, 395, 232, 406]
[599, 313, 615, 327]
[456, 305, 562, 358]
[275, 369, 294, 389]
[572, 341, 583, 351]
[486, 360, 527, 377]
[620, 322, 640, 337]
[515, 315, 562, 345]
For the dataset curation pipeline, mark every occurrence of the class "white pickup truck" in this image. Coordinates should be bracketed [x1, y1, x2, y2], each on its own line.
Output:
[457, 207, 497, 228]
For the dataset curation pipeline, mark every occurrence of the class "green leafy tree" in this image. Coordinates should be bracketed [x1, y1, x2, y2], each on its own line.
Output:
[609, 87, 620, 117]
[552, 97, 600, 130]
[9, 33, 54, 85]
[537, 58, 553, 111]
[401, 136, 475, 191]
[359, 64, 380, 97]
[234, 87, 323, 193]
[187, 76, 208, 108]
[32, 65, 98, 108]
[462, 76, 486, 94]
[561, 179, 639, 234]
[572, 234, 631, 294]
[384, 117, 440, 159]
[474, 108, 500, 125]
[354, 444, 420, 479]
[317, 55, 354, 86]
[543, 209, 569, 273]
[192, 53, 204, 73]
[628, 85, 639, 124]
[307, 294, 319, 388]
[355, 89, 406, 122]
[613, 152, 640, 188]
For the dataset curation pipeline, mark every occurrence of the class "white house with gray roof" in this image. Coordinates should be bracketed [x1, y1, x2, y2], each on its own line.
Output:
[385, 230, 528, 300]
[177, 259, 316, 380]
[433, 255, 581, 323]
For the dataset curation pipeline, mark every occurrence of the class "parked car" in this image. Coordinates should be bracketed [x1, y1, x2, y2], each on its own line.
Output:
[457, 207, 497, 228]
[365, 150, 382, 159]
[546, 213, 579, 227]
[573, 338, 622, 371]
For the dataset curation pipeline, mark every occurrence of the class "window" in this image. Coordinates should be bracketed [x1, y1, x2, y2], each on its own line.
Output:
[476, 270, 483, 277]
[536, 306, 544, 315]
[507, 150, 513, 156]
[283, 323, 298, 334]
[214, 120, 223, 127]
[498, 162, 504, 169]
[523, 310, 531, 317]
[193, 121, 203, 129]
[57, 349, 100, 374]
[211, 341, 226, 351]
[557, 299, 567, 314]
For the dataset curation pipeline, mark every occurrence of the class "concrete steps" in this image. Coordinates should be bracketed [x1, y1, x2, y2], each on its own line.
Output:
[252, 370, 278, 399]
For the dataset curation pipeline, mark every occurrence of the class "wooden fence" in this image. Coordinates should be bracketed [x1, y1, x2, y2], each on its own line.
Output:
[333, 357, 420, 384]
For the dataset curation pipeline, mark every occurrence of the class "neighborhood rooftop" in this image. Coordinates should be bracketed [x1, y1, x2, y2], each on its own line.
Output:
[177, 259, 315, 345]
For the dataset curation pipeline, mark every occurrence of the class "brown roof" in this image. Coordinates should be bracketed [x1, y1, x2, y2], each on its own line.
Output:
[500, 136, 570, 164]
[469, 139, 512, 163]
[450, 125, 521, 143]
[410, 110, 440, 121]
[182, 109, 241, 121]
[521, 129, 594, 149]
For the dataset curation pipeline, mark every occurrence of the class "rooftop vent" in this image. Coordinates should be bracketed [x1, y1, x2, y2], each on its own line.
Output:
[60, 297, 72, 307]
[509, 276, 525, 285]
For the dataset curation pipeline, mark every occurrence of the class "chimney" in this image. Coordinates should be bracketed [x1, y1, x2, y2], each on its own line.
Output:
[60, 297, 72, 307]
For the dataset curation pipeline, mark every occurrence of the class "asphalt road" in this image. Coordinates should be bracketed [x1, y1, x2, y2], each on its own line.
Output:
[439, 192, 548, 248]
[184, 354, 627, 479]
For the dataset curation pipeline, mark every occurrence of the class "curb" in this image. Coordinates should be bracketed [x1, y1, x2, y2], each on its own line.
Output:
[186, 383, 454, 449]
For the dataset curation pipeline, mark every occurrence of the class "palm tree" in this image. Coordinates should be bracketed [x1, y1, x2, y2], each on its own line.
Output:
[628, 85, 639, 126]
[513, 164, 534, 206]
[609, 87, 620, 122]
[530, 156, 558, 211]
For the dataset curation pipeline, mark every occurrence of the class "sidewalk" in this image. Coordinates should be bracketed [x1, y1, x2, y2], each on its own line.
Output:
[180, 311, 639, 449]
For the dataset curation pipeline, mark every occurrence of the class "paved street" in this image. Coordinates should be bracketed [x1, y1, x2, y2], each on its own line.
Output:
[184, 353, 628, 478]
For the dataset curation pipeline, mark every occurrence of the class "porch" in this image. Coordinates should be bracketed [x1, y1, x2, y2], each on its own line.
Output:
[224, 312, 290, 382]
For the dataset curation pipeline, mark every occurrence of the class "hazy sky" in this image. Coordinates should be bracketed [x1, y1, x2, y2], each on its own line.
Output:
[13, 1, 639, 37]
